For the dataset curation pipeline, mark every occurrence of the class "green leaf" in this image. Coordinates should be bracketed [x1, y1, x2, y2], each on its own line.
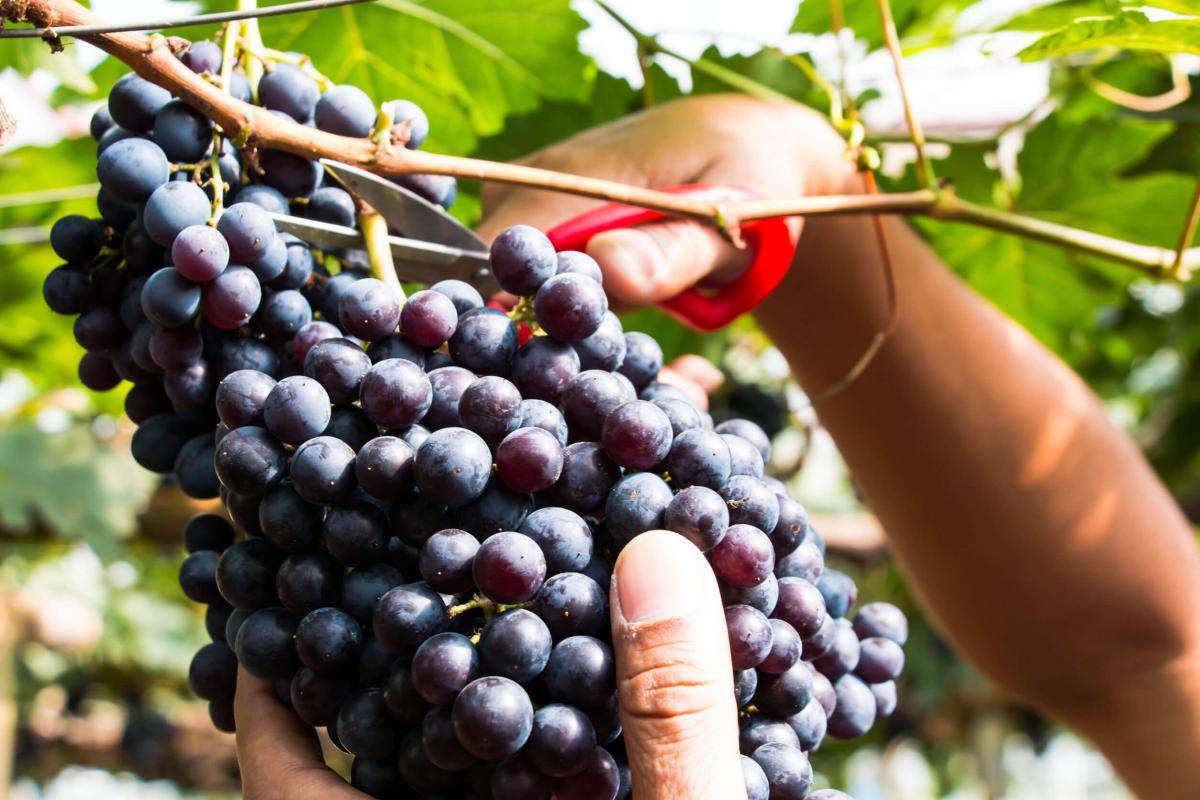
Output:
[248, 0, 595, 154]
[1018, 10, 1200, 60]
[0, 38, 95, 93]
[995, 0, 1124, 32]
[790, 0, 974, 50]
[0, 422, 157, 557]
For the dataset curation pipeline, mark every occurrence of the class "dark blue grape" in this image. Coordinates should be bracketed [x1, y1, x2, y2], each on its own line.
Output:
[816, 568, 857, 619]
[653, 397, 704, 438]
[374, 582, 449, 653]
[338, 278, 401, 341]
[760, 618, 803, 675]
[337, 688, 400, 759]
[750, 742, 812, 800]
[422, 705, 478, 769]
[315, 84, 376, 137]
[740, 717, 801, 755]
[851, 602, 908, 645]
[174, 433, 219, 498]
[525, 703, 596, 778]
[773, 576, 827, 638]
[617, 332, 662, 390]
[534, 572, 607, 641]
[491, 753, 552, 800]
[664, 485, 729, 551]
[359, 357, 432, 429]
[771, 496, 810, 557]
[534, 273, 607, 342]
[518, 398, 568, 445]
[419, 528, 479, 594]
[354, 435, 414, 500]
[572, 311, 625, 372]
[294, 606, 364, 674]
[511, 335, 580, 404]
[130, 413, 195, 472]
[826, 674, 876, 739]
[258, 64, 320, 121]
[292, 666, 355, 728]
[490, 225, 557, 296]
[305, 185, 357, 227]
[776, 539, 823, 585]
[342, 563, 403, 626]
[813, 619, 861, 680]
[72, 305, 122, 351]
[473, 532, 547, 604]
[742, 754, 770, 800]
[235, 606, 299, 679]
[248, 233, 287, 283]
[735, 668, 758, 708]
[721, 475, 780, 532]
[181, 40, 222, 74]
[544, 636, 613, 710]
[276, 551, 342, 615]
[324, 499, 391, 567]
[90, 106, 114, 140]
[124, 380, 171, 423]
[258, 481, 323, 552]
[478, 609, 552, 683]
[518, 506, 591, 575]
[108, 73, 171, 132]
[451, 676, 534, 760]
[43, 265, 93, 314]
[422, 365, 473, 429]
[260, 148, 323, 197]
[411, 631, 480, 705]
[183, 512, 234, 554]
[454, 480, 533, 539]
[215, 368, 275, 429]
[716, 418, 771, 462]
[214, 425, 285, 495]
[97, 137, 169, 201]
[233, 183, 289, 214]
[290, 435, 357, 505]
[605, 472, 673, 547]
[553, 746, 620, 800]
[179, 550, 221, 603]
[449, 307, 518, 376]
[216, 538, 285, 609]
[152, 99, 212, 162]
[414, 427, 492, 507]
[188, 641, 237, 701]
[263, 375, 330, 445]
[141, 267, 201, 328]
[855, 636, 904, 683]
[256, 289, 312, 343]
[49, 214, 105, 264]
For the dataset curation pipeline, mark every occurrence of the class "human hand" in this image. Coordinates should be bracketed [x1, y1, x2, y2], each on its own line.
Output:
[477, 94, 857, 311]
[234, 528, 745, 800]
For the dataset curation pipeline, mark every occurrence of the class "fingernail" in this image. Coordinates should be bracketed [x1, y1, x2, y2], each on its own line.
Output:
[615, 530, 709, 624]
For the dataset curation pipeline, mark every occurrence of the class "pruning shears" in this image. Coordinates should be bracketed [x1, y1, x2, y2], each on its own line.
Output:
[271, 160, 795, 331]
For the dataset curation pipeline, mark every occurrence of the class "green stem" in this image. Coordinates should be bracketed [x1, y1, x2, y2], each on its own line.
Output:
[358, 211, 405, 303]
[874, 0, 935, 188]
[239, 0, 264, 99]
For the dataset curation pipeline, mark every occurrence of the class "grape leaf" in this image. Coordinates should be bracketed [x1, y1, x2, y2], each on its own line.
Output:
[790, 0, 975, 50]
[1018, 10, 1200, 60]
[242, 0, 595, 155]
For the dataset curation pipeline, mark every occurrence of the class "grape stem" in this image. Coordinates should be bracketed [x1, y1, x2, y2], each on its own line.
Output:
[2, 0, 1198, 277]
[358, 210, 405, 303]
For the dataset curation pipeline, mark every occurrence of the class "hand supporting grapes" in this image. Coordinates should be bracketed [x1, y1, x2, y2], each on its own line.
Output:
[236, 529, 745, 800]
[479, 94, 1200, 800]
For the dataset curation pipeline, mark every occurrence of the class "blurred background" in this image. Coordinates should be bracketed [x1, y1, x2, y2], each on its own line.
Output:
[2, 0, 1196, 796]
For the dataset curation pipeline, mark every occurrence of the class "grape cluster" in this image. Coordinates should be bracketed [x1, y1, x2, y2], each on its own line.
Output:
[45, 50, 906, 800]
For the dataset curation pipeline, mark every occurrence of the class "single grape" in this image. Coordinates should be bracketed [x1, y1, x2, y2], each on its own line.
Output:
[454, 480, 534, 539]
[188, 641, 238, 701]
[851, 602, 908, 645]
[172, 223, 230, 282]
[668, 428, 732, 490]
[359, 357, 432, 429]
[181, 40, 222, 74]
[490, 225, 557, 296]
[72, 306, 122, 351]
[871, 680, 898, 718]
[419, 529, 479, 593]
[290, 435, 357, 505]
[257, 289, 312, 343]
[341, 563, 403, 626]
[422, 365, 474, 429]
[107, 72, 171, 132]
[740, 717, 801, 755]
[476, 607, 552, 688]
[97, 137, 170, 201]
[605, 472, 674, 546]
[712, 523, 775, 588]
[771, 496, 810, 557]
[249, 233, 288, 282]
[260, 148, 323, 197]
[534, 572, 607, 640]
[337, 688, 400, 759]
[90, 106, 114, 140]
[458, 375, 523, 444]
[560, 370, 627, 440]
[617, 332, 662, 390]
[366, 333, 425, 367]
[601, 399, 673, 470]
[721, 475, 781, 533]
[179, 550, 221, 604]
[735, 668, 758, 708]
[544, 636, 614, 710]
[124, 380, 171, 423]
[422, 705, 478, 770]
[511, 336, 581, 403]
[776, 539, 824, 585]
[760, 618, 803, 675]
[664, 485, 729, 551]
[525, 703, 597, 778]
[214, 425, 286, 496]
[374, 582, 449, 653]
[491, 753, 552, 800]
[42, 265, 93, 314]
[750, 743, 812, 800]
[276, 551, 342, 615]
[449, 307, 519, 376]
[258, 482, 323, 552]
[215, 538, 285, 609]
[258, 64, 320, 122]
[295, 606, 364, 674]
[785, 698, 828, 752]
[324, 499, 391, 567]
[202, 264, 262, 329]
[315, 84, 376, 137]
[534, 273, 608, 342]
[215, 369, 276, 429]
[354, 436, 414, 500]
[49, 214, 106, 264]
[147, 324, 203, 373]
[233, 183, 289, 215]
[495, 427, 564, 495]
[339, 278, 401, 341]
[174, 434, 219, 498]
[826, 674, 877, 739]
[773, 577, 828, 638]
[452, 676, 534, 760]
[855, 636, 905, 683]
[400, 289, 458, 347]
[817, 569, 857, 619]
[716, 418, 771, 462]
[263, 375, 331, 445]
[142, 267, 201, 328]
[292, 320, 341, 363]
[183, 512, 234, 553]
[753, 660, 814, 718]
[742, 754, 770, 800]
[291, 666, 355, 728]
[414, 427, 492, 507]
[473, 531, 547, 604]
[216, 202, 276, 263]
[234, 606, 299, 679]
[152, 99, 212, 162]
[726, 603, 774, 670]
[802, 615, 837, 662]
[552, 746, 620, 800]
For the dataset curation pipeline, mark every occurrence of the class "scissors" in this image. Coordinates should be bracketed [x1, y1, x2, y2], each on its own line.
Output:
[271, 160, 795, 331]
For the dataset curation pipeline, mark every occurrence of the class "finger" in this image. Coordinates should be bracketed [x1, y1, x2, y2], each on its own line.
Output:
[610, 530, 746, 800]
[654, 367, 711, 411]
[234, 668, 367, 800]
[586, 220, 751, 308]
[667, 354, 725, 395]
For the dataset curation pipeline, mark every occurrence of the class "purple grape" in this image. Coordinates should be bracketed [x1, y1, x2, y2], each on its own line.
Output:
[855, 636, 905, 683]
[215, 368, 276, 429]
[490, 225, 557, 296]
[852, 602, 908, 645]
[459, 375, 523, 444]
[601, 399, 673, 470]
[449, 307, 518, 376]
[202, 265, 261, 329]
[760, 618, 803, 675]
[172, 224, 230, 282]
[773, 577, 827, 638]
[431, 278, 483, 314]
[496, 427, 564, 495]
[533, 273, 607, 342]
[354, 436, 414, 500]
[411, 631, 480, 705]
[826, 674, 877, 739]
[263, 375, 331, 445]
[664, 485, 729, 551]
[711, 523, 775, 588]
[605, 472, 673, 547]
[414, 427, 492, 507]
[423, 365, 474, 429]
[400, 289, 457, 347]
[419, 529, 479, 594]
[359, 358, 433, 429]
[726, 603, 773, 670]
[477, 609, 552, 683]
[617, 332, 662, 390]
[473, 531, 547, 604]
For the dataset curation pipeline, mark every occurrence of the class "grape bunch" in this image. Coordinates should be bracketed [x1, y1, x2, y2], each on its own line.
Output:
[43, 46, 906, 800]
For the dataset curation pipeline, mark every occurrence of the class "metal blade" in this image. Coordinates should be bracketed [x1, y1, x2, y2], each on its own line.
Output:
[268, 213, 497, 293]
[319, 158, 487, 252]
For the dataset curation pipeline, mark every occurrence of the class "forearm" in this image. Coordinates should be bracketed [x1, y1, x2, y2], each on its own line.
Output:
[756, 186, 1200, 796]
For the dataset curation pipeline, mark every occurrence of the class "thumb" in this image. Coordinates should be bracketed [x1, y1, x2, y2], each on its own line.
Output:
[610, 530, 746, 800]
[587, 220, 751, 308]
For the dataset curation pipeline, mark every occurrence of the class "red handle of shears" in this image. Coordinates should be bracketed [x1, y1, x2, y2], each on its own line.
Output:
[546, 185, 795, 332]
